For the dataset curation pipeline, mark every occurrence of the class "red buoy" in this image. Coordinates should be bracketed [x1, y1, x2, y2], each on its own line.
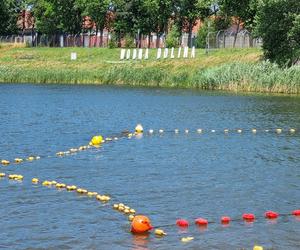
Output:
[242, 213, 255, 221]
[221, 216, 231, 224]
[195, 218, 208, 226]
[131, 215, 153, 234]
[265, 211, 279, 219]
[292, 210, 300, 216]
[176, 219, 189, 227]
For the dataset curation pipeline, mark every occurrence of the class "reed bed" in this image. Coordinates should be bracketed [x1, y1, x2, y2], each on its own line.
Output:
[0, 46, 299, 94]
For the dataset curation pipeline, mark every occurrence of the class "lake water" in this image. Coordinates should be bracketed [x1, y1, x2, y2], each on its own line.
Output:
[0, 84, 299, 250]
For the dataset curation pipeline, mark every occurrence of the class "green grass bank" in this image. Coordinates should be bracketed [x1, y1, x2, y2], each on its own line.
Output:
[1, 44, 300, 94]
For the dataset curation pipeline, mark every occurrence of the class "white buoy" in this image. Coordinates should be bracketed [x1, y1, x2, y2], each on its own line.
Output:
[126, 49, 131, 60]
[144, 48, 149, 60]
[191, 46, 195, 58]
[120, 49, 126, 60]
[178, 47, 182, 58]
[197, 128, 202, 133]
[149, 129, 154, 134]
[71, 52, 77, 60]
[157, 48, 162, 59]
[132, 49, 137, 60]
[159, 129, 164, 133]
[164, 48, 169, 59]
[185, 129, 189, 134]
[211, 129, 216, 133]
[175, 129, 179, 133]
[170, 47, 175, 59]
[183, 46, 188, 58]
[138, 48, 143, 60]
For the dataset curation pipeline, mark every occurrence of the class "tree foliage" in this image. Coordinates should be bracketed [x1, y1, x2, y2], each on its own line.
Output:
[255, 0, 300, 66]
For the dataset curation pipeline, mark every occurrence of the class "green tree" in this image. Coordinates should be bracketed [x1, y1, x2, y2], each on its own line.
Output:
[219, 0, 258, 46]
[178, 0, 211, 48]
[0, 0, 9, 35]
[77, 0, 111, 47]
[255, 0, 300, 66]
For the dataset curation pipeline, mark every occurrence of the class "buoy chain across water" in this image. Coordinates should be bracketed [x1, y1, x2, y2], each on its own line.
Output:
[144, 127, 297, 135]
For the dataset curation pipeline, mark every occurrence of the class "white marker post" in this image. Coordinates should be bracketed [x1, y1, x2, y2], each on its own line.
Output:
[191, 46, 195, 58]
[120, 49, 126, 60]
[132, 49, 137, 60]
[144, 48, 149, 60]
[170, 47, 175, 59]
[126, 49, 131, 60]
[178, 47, 182, 58]
[183, 46, 189, 58]
[138, 48, 143, 60]
[157, 48, 162, 59]
[163, 48, 169, 59]
[71, 52, 77, 60]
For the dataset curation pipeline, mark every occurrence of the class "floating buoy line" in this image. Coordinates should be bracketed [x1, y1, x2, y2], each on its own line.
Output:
[0, 124, 299, 248]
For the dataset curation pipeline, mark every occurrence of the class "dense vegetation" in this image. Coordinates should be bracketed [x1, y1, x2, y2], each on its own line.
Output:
[0, 45, 299, 94]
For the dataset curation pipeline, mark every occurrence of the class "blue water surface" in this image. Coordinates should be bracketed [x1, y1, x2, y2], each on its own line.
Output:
[0, 84, 299, 250]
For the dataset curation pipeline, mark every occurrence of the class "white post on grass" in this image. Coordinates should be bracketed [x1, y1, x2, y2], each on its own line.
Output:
[126, 49, 131, 60]
[120, 49, 126, 60]
[170, 47, 175, 58]
[183, 46, 188, 58]
[71, 52, 77, 60]
[163, 48, 169, 59]
[157, 48, 162, 59]
[191, 46, 195, 58]
[144, 48, 149, 60]
[177, 47, 182, 58]
[138, 48, 143, 60]
[132, 49, 137, 60]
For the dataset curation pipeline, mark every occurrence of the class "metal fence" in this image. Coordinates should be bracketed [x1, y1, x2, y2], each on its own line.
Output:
[206, 30, 263, 51]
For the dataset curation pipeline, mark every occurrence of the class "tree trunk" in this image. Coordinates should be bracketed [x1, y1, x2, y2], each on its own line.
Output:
[148, 32, 151, 48]
[94, 26, 98, 47]
[187, 21, 193, 48]
[156, 32, 160, 48]
[100, 29, 104, 47]
[233, 19, 241, 48]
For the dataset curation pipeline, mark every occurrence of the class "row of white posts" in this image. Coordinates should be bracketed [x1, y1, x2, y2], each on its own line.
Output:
[120, 47, 195, 60]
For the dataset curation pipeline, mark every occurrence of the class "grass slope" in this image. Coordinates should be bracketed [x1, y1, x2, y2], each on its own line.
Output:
[0, 44, 299, 94]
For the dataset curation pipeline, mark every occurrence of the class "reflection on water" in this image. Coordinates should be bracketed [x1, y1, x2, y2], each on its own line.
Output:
[0, 84, 300, 249]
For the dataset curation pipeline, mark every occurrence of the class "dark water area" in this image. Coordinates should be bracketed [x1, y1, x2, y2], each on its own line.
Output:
[0, 84, 299, 250]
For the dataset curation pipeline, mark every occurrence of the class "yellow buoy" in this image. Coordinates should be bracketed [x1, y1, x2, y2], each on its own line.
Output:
[118, 206, 125, 212]
[27, 156, 35, 161]
[0, 173, 6, 177]
[32, 178, 39, 184]
[276, 128, 282, 134]
[1, 160, 10, 165]
[290, 128, 296, 133]
[181, 237, 194, 243]
[42, 180, 51, 186]
[124, 209, 130, 214]
[14, 158, 23, 163]
[155, 229, 167, 236]
[135, 124, 144, 133]
[90, 135, 104, 146]
[253, 246, 264, 250]
[128, 214, 135, 221]
[129, 209, 136, 214]
[113, 204, 119, 209]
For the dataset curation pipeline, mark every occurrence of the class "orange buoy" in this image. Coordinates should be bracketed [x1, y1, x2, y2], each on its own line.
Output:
[195, 218, 208, 226]
[176, 219, 189, 227]
[221, 216, 231, 224]
[265, 211, 279, 219]
[131, 215, 153, 233]
[292, 210, 300, 216]
[242, 213, 255, 221]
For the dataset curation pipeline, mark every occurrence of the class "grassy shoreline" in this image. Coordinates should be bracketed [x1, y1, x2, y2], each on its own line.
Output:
[0, 45, 300, 94]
